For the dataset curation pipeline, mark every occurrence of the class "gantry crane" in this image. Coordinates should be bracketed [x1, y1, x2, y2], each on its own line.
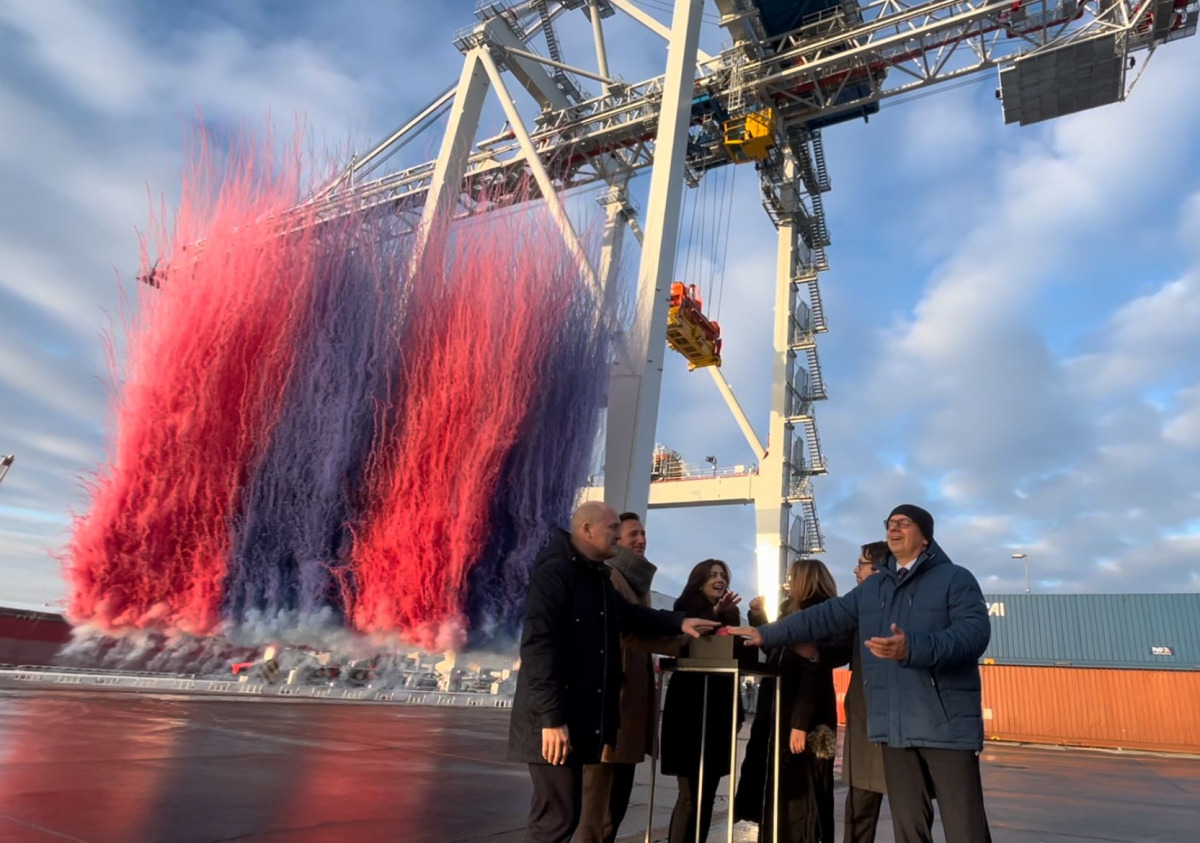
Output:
[294, 0, 1194, 605]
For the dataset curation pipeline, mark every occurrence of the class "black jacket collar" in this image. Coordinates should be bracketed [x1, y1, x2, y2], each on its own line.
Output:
[536, 529, 611, 577]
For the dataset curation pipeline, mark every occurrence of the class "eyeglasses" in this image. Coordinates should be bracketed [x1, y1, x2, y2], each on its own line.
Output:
[884, 517, 914, 530]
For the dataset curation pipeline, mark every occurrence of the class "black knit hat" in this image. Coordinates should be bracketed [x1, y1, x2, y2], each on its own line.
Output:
[888, 504, 934, 541]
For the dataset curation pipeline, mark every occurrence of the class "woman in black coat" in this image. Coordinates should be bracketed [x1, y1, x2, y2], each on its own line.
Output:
[660, 559, 743, 843]
[734, 558, 847, 843]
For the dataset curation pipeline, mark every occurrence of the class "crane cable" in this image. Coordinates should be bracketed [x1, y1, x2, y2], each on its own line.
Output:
[693, 170, 707, 303]
[671, 145, 740, 327]
[702, 167, 719, 305]
[686, 168, 705, 297]
[709, 164, 730, 309]
[714, 164, 736, 323]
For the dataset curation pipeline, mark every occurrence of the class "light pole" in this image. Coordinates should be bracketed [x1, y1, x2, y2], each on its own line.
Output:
[0, 454, 14, 490]
[1011, 553, 1031, 594]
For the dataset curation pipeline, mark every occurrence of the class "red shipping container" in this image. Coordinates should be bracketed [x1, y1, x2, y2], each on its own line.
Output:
[834, 665, 1200, 754]
[0, 608, 72, 666]
[980, 664, 1200, 753]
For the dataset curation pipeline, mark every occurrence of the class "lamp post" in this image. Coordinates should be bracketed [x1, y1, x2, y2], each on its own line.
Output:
[1011, 553, 1031, 594]
[0, 454, 14, 490]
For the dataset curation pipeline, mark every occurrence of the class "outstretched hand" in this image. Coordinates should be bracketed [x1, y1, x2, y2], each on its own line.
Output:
[681, 618, 721, 638]
[724, 626, 763, 647]
[865, 623, 909, 661]
[714, 590, 742, 615]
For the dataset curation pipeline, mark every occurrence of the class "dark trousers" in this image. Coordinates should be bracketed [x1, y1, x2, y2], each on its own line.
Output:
[575, 762, 637, 843]
[528, 763, 584, 843]
[881, 746, 991, 843]
[669, 773, 722, 843]
[609, 763, 636, 842]
[842, 787, 884, 843]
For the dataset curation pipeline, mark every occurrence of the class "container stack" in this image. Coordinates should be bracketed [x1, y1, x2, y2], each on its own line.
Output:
[977, 593, 1200, 752]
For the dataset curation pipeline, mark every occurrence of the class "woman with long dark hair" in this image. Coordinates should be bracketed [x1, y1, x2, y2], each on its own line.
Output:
[660, 559, 743, 843]
[734, 558, 846, 843]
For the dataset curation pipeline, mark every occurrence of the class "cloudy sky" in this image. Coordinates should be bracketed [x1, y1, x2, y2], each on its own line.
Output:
[2, 0, 1198, 610]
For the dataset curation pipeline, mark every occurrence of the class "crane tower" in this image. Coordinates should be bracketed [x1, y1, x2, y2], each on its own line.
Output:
[301, 0, 1195, 606]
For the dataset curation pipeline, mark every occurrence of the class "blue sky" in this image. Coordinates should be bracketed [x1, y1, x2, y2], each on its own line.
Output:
[2, 0, 1199, 610]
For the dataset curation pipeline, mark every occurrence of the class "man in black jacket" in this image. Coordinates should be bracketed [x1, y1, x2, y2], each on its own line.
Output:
[508, 501, 717, 843]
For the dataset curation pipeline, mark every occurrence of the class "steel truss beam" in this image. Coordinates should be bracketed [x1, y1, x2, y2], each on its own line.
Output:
[298, 0, 1189, 235]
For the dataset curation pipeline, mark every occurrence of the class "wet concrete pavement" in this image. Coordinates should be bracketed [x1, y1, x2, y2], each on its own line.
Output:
[1, 685, 1197, 842]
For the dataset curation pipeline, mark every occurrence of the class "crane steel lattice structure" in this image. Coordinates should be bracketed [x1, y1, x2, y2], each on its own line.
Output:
[299, 0, 1195, 605]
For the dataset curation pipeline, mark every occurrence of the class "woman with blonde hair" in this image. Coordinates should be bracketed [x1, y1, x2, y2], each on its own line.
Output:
[734, 558, 848, 843]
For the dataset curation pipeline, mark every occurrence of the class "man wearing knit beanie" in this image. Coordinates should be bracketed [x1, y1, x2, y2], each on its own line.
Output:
[729, 504, 993, 842]
[887, 504, 934, 546]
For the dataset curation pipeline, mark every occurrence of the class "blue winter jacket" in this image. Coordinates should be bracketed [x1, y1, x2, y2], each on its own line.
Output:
[758, 542, 990, 751]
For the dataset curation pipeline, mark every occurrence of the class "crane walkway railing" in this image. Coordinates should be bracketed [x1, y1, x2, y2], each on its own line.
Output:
[590, 462, 759, 487]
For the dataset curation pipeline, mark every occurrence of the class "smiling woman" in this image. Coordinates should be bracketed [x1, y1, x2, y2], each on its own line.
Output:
[659, 558, 743, 843]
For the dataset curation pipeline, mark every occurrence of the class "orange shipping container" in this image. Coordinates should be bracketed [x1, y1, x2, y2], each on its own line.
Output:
[980, 664, 1200, 753]
[834, 669, 850, 725]
[832, 665, 1199, 754]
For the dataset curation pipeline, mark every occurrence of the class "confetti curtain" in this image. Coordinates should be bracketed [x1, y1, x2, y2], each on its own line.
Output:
[67, 131, 614, 650]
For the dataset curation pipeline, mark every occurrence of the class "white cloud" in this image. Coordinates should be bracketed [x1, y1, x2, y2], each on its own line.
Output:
[6, 429, 98, 466]
[0, 0, 369, 131]
[896, 88, 990, 175]
[1070, 272, 1200, 395]
[1182, 191, 1200, 254]
[0, 0, 152, 114]
[1164, 383, 1200, 447]
[0, 239, 116, 336]
[0, 338, 106, 422]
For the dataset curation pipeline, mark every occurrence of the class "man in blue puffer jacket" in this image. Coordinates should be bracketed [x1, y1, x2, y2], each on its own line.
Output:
[731, 505, 992, 843]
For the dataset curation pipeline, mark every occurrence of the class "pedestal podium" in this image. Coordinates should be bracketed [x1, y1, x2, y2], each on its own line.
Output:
[648, 635, 783, 843]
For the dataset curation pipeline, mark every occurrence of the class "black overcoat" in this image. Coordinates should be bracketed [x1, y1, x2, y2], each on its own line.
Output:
[735, 599, 849, 843]
[507, 530, 683, 765]
[659, 592, 742, 777]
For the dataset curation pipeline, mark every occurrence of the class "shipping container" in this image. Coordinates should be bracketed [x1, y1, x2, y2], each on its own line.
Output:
[0, 605, 71, 666]
[834, 668, 849, 724]
[981, 594, 1200, 670]
[980, 664, 1200, 753]
[832, 665, 1200, 753]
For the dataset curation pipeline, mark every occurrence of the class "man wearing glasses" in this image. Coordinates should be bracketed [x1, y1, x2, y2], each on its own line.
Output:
[843, 541, 890, 843]
[730, 505, 992, 843]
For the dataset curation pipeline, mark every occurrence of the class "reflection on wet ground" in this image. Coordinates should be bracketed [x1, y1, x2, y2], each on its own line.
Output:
[0, 685, 1197, 842]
